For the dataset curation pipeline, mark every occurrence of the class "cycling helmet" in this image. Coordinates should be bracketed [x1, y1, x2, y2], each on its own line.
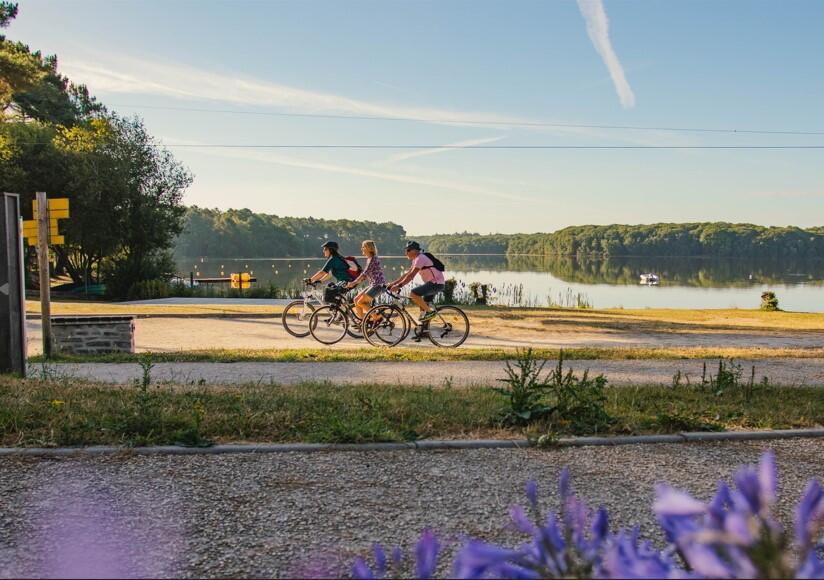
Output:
[321, 241, 339, 251]
[404, 241, 421, 252]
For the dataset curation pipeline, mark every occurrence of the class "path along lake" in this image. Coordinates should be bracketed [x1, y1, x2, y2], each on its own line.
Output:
[177, 255, 824, 312]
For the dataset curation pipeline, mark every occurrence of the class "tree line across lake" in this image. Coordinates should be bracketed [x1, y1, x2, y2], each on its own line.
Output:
[177, 209, 824, 261]
[419, 223, 824, 259]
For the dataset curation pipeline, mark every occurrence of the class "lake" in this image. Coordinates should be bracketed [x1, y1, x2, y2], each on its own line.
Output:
[176, 255, 824, 312]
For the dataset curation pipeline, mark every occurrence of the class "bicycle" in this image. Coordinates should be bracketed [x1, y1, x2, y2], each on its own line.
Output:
[307, 282, 368, 344]
[281, 280, 325, 338]
[361, 291, 470, 348]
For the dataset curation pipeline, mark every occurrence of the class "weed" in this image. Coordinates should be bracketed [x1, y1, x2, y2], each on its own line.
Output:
[494, 349, 553, 425]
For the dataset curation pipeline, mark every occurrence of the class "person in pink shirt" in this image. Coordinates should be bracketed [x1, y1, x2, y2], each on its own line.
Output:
[388, 241, 445, 322]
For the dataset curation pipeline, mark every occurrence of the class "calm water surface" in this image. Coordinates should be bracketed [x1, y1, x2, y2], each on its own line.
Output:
[177, 255, 824, 312]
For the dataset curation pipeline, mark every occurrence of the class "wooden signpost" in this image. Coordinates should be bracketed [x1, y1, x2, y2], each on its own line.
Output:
[21, 193, 70, 359]
[0, 193, 26, 375]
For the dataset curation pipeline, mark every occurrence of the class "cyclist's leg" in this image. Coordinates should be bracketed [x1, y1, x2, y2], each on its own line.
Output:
[411, 282, 443, 318]
[353, 291, 371, 319]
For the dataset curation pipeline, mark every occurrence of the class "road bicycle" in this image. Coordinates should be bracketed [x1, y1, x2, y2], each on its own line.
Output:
[307, 283, 367, 344]
[361, 291, 470, 348]
[281, 280, 325, 338]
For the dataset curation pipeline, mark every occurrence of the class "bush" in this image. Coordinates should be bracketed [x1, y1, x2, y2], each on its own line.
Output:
[761, 290, 780, 311]
[494, 349, 612, 433]
[126, 279, 171, 300]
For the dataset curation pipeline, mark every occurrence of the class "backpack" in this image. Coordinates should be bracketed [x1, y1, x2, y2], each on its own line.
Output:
[422, 251, 446, 272]
[344, 255, 362, 279]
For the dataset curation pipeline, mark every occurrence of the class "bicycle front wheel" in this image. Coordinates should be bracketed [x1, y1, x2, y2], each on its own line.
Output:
[363, 304, 408, 347]
[309, 305, 349, 345]
[427, 305, 470, 348]
[281, 300, 316, 338]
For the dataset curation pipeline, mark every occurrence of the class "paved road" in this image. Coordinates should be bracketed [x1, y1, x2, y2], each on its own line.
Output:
[30, 358, 824, 386]
[25, 315, 824, 355]
[1, 439, 821, 578]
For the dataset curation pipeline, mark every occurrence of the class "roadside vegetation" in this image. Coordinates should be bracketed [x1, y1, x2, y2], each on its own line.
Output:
[3, 353, 821, 447]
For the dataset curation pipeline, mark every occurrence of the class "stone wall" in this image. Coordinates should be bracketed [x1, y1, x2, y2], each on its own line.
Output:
[52, 316, 135, 355]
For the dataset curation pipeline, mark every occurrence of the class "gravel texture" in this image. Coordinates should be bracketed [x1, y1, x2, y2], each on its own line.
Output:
[26, 315, 824, 355]
[30, 358, 824, 386]
[1, 439, 822, 578]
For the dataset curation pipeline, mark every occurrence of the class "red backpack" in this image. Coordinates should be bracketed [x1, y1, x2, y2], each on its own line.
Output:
[344, 255, 362, 279]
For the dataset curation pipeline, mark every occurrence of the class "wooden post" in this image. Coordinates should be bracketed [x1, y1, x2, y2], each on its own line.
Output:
[36, 192, 52, 358]
[0, 193, 27, 375]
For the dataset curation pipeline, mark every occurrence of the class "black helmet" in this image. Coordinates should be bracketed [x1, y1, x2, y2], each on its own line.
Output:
[321, 241, 339, 251]
[405, 241, 421, 252]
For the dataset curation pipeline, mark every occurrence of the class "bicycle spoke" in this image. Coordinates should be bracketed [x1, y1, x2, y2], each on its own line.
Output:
[363, 305, 407, 347]
[309, 306, 348, 345]
[427, 306, 470, 348]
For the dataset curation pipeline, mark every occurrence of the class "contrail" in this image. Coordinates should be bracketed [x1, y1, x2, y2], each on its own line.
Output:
[576, 0, 636, 109]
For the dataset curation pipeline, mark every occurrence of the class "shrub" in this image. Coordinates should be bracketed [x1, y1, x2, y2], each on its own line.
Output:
[441, 278, 458, 305]
[494, 350, 612, 433]
[351, 452, 824, 579]
[125, 279, 171, 300]
[761, 290, 780, 311]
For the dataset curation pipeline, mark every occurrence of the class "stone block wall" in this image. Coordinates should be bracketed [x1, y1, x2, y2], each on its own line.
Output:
[52, 316, 135, 355]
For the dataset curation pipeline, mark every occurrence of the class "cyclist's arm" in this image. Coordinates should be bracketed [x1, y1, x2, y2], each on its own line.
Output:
[390, 267, 420, 290]
[309, 270, 331, 284]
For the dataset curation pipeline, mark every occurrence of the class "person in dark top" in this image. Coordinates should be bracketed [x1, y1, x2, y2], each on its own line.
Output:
[305, 241, 355, 285]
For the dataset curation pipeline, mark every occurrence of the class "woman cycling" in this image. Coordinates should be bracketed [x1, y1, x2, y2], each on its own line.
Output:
[346, 240, 386, 320]
[305, 241, 355, 285]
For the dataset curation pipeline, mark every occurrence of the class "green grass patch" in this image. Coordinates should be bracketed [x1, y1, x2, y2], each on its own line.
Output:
[27, 345, 824, 364]
[0, 376, 820, 447]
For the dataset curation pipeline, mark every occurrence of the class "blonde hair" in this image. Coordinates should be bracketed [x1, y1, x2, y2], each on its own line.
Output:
[361, 240, 378, 257]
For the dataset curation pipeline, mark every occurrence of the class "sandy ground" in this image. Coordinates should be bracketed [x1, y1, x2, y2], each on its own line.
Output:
[29, 358, 824, 386]
[24, 315, 824, 355]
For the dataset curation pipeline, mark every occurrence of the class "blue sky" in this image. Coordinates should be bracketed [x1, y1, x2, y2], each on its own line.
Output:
[8, 0, 824, 234]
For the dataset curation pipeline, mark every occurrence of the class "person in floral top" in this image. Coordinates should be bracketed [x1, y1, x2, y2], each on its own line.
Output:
[347, 239, 386, 320]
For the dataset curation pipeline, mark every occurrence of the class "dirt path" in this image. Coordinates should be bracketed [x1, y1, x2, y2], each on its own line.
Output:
[31, 358, 824, 386]
[24, 316, 824, 355]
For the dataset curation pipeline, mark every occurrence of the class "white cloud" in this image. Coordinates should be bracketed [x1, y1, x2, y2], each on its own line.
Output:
[383, 136, 505, 164]
[576, 0, 636, 109]
[61, 55, 529, 129]
[163, 136, 532, 203]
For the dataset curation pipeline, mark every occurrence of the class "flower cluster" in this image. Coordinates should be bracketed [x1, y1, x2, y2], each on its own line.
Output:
[352, 452, 824, 579]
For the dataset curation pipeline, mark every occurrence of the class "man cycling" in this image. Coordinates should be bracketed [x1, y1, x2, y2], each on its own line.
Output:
[388, 241, 444, 323]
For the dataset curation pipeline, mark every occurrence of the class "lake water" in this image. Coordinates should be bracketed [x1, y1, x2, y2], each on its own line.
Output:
[176, 255, 824, 312]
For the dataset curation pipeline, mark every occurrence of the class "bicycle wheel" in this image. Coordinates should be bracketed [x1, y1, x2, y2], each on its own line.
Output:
[345, 307, 365, 339]
[309, 305, 349, 345]
[281, 300, 316, 338]
[363, 304, 408, 347]
[427, 305, 470, 348]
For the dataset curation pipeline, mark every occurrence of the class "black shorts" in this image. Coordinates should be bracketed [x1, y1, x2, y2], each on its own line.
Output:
[411, 281, 445, 300]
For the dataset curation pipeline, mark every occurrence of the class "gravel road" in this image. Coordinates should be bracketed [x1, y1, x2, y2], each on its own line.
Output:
[1, 439, 822, 578]
[25, 315, 824, 355]
[31, 358, 824, 386]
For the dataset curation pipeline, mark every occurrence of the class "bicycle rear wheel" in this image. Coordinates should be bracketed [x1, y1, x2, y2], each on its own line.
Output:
[281, 300, 316, 338]
[363, 304, 408, 347]
[427, 305, 470, 348]
[309, 305, 349, 345]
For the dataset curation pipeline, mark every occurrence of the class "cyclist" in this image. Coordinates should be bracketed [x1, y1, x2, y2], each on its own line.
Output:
[346, 239, 386, 320]
[305, 241, 355, 285]
[388, 241, 444, 323]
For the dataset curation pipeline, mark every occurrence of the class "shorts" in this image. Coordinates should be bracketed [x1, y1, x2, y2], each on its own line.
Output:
[364, 284, 385, 299]
[411, 281, 445, 300]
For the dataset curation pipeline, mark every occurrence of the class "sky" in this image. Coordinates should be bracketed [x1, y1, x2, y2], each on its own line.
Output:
[7, 0, 824, 235]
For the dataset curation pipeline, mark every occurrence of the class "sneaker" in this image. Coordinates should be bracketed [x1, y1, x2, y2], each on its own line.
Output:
[419, 309, 437, 323]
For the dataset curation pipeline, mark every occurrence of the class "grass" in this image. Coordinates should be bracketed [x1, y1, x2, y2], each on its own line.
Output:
[1, 376, 820, 447]
[28, 345, 824, 364]
[25, 299, 285, 316]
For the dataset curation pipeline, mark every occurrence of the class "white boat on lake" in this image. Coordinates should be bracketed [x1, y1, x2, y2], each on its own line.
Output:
[640, 273, 660, 285]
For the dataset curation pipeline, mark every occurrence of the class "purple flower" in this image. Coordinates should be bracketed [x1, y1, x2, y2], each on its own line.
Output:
[795, 480, 824, 548]
[654, 485, 707, 517]
[525, 480, 538, 508]
[415, 529, 440, 580]
[453, 540, 524, 579]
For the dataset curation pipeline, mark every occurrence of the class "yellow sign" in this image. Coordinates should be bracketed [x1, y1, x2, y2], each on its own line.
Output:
[230, 272, 252, 289]
[23, 198, 70, 246]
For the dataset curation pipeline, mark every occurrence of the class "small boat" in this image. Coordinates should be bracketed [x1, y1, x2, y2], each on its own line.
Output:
[640, 273, 660, 285]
